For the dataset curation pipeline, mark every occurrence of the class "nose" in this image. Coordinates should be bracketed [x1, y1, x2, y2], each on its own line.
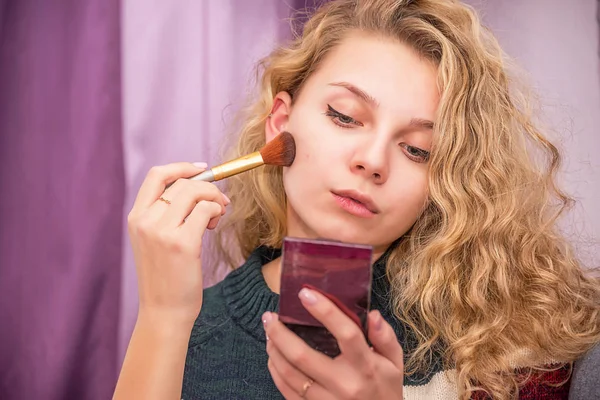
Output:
[350, 138, 389, 184]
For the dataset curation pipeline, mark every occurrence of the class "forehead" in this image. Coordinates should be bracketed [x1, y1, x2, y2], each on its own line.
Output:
[300, 32, 440, 119]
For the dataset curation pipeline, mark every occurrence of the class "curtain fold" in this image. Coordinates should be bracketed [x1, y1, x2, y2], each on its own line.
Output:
[0, 1, 124, 399]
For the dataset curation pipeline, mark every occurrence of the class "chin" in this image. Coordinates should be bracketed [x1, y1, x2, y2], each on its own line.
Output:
[311, 221, 373, 246]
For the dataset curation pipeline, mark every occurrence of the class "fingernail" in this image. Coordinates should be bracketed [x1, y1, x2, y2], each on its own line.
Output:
[262, 312, 273, 326]
[222, 193, 231, 205]
[299, 288, 318, 305]
[373, 310, 383, 331]
[193, 162, 208, 168]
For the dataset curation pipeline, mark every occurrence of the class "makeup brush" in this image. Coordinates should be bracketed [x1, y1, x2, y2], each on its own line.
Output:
[189, 131, 296, 182]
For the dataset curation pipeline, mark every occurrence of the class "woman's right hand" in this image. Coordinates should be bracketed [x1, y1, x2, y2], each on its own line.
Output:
[127, 162, 229, 328]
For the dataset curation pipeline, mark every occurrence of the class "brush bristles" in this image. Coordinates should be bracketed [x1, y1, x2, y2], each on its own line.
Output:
[259, 131, 296, 167]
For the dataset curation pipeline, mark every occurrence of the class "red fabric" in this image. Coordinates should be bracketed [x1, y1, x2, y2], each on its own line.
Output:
[472, 365, 571, 399]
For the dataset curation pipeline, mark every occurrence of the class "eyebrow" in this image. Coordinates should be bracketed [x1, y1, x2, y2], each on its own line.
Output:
[328, 81, 379, 108]
[409, 118, 434, 131]
[328, 81, 435, 131]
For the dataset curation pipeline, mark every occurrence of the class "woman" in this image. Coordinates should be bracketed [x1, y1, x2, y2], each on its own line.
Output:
[113, 0, 600, 399]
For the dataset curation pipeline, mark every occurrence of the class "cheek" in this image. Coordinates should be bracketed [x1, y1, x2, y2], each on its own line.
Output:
[411, 174, 429, 204]
[285, 128, 332, 173]
[281, 121, 323, 200]
[287, 105, 341, 166]
[388, 171, 429, 215]
[281, 142, 328, 207]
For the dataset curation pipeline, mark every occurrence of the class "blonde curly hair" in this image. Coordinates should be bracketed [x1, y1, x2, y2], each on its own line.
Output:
[215, 0, 600, 398]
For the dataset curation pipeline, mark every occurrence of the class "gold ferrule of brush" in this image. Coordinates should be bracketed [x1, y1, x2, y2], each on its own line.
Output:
[211, 151, 264, 181]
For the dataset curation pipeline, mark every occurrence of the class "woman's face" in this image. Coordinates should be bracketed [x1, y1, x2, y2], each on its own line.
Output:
[266, 32, 439, 258]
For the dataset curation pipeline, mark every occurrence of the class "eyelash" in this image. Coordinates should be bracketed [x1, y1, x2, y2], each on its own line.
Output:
[324, 104, 362, 128]
[400, 143, 430, 163]
[324, 104, 430, 163]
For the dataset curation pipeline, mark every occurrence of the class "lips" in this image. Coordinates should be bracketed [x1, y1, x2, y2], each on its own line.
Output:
[331, 189, 380, 215]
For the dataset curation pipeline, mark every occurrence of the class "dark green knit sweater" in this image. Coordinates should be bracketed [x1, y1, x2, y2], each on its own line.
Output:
[181, 246, 441, 400]
[181, 246, 574, 400]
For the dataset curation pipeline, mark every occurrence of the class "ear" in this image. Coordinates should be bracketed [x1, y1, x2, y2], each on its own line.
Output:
[265, 91, 293, 143]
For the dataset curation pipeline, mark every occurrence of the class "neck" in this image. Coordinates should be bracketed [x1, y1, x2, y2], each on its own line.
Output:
[262, 257, 282, 293]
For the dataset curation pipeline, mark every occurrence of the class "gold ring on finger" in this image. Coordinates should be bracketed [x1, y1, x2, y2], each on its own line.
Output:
[300, 378, 314, 398]
[158, 196, 171, 205]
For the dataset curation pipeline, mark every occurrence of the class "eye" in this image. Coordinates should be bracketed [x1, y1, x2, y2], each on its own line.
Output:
[324, 104, 363, 128]
[400, 143, 430, 163]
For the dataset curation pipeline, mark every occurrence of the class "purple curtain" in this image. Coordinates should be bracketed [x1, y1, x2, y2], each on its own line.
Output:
[0, 0, 124, 399]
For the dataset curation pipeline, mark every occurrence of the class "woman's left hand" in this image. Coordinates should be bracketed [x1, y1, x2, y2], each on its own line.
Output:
[263, 288, 404, 399]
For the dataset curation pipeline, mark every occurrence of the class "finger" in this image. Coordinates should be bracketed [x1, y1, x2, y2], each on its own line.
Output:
[262, 312, 337, 388]
[205, 211, 223, 230]
[268, 359, 302, 400]
[181, 200, 223, 243]
[267, 356, 332, 400]
[367, 310, 404, 371]
[156, 180, 226, 227]
[298, 288, 371, 366]
[132, 162, 207, 211]
[267, 340, 312, 397]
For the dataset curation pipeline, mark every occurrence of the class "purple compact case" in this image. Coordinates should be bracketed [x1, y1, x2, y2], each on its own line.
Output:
[278, 237, 373, 357]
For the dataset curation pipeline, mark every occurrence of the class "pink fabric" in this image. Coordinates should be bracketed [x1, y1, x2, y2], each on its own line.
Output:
[464, 0, 600, 267]
[118, 0, 295, 362]
[0, 1, 123, 398]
